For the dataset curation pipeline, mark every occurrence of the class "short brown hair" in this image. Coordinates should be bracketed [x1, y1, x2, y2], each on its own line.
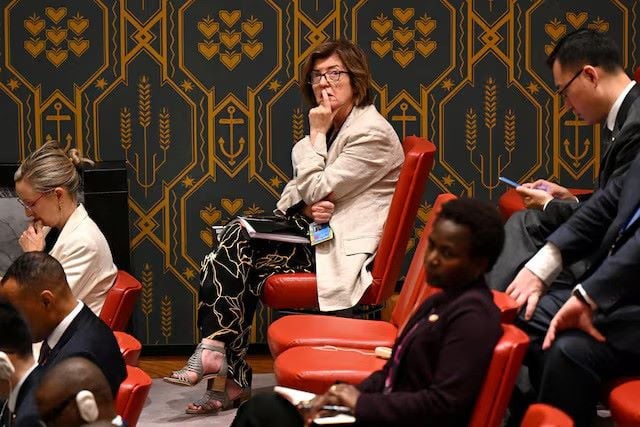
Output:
[301, 39, 373, 107]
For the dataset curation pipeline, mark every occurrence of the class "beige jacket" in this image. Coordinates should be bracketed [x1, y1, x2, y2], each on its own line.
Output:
[276, 105, 403, 310]
[49, 204, 117, 315]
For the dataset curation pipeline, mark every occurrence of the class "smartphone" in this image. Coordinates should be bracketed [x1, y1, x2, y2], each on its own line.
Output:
[498, 176, 521, 188]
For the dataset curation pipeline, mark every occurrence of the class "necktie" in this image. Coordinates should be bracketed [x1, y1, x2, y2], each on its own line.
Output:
[38, 341, 51, 365]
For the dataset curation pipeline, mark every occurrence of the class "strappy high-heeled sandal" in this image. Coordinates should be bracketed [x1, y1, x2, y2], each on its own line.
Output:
[185, 368, 251, 414]
[163, 342, 223, 386]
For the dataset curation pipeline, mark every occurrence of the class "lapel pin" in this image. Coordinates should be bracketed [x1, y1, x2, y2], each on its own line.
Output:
[428, 314, 439, 322]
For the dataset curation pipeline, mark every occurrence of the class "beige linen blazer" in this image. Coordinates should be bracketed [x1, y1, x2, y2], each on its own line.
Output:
[276, 104, 403, 310]
[49, 204, 117, 315]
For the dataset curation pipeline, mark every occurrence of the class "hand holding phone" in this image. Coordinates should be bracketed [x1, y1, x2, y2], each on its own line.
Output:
[498, 176, 521, 188]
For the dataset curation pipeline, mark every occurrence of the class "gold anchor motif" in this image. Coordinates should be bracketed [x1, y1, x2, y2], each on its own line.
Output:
[391, 102, 416, 140]
[45, 102, 72, 147]
[563, 116, 591, 168]
[218, 106, 245, 165]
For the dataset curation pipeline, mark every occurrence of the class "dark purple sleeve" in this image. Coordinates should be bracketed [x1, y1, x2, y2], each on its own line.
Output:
[354, 306, 500, 425]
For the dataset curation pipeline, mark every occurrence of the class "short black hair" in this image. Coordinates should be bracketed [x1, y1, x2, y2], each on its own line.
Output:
[1, 252, 68, 294]
[436, 198, 505, 268]
[546, 28, 623, 73]
[0, 300, 33, 357]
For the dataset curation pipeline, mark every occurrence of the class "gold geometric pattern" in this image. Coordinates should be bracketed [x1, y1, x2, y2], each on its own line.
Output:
[23, 9, 90, 67]
[196, 10, 264, 70]
[2, 1, 637, 347]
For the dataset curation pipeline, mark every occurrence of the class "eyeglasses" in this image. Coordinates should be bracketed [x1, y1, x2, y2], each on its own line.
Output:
[17, 190, 52, 211]
[309, 70, 350, 85]
[557, 68, 584, 99]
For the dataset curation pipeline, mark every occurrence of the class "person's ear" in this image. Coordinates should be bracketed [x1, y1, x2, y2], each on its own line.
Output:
[582, 65, 599, 85]
[0, 352, 15, 380]
[471, 257, 489, 279]
[40, 290, 55, 309]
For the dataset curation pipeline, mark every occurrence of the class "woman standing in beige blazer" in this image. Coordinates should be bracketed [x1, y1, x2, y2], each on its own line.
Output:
[14, 141, 117, 316]
[165, 39, 404, 415]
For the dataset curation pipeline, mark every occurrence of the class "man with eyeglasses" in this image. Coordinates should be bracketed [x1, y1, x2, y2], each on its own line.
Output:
[496, 29, 640, 425]
[490, 29, 640, 295]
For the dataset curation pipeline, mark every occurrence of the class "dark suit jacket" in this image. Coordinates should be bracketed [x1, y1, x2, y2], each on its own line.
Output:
[44, 305, 126, 396]
[13, 366, 42, 427]
[545, 84, 640, 222]
[548, 149, 640, 355]
[353, 280, 502, 427]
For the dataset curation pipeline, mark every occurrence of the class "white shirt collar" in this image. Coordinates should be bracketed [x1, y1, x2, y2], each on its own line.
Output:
[45, 300, 84, 350]
[606, 81, 636, 132]
[8, 362, 38, 412]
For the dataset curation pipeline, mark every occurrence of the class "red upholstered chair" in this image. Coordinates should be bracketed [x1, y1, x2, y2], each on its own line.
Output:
[608, 378, 640, 427]
[114, 331, 142, 366]
[267, 193, 519, 358]
[100, 270, 142, 331]
[268, 193, 455, 357]
[273, 323, 529, 427]
[261, 136, 436, 310]
[115, 365, 152, 426]
[520, 404, 574, 427]
[469, 324, 530, 427]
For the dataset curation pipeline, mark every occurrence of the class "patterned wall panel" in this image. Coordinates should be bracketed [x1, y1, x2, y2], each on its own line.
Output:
[1, 0, 638, 345]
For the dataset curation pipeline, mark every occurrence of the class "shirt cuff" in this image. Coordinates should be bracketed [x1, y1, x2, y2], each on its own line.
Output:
[524, 242, 563, 286]
[572, 284, 598, 311]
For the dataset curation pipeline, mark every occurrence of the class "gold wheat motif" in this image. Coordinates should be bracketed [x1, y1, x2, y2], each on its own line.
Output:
[483, 78, 497, 130]
[161, 295, 172, 343]
[159, 107, 171, 149]
[138, 75, 151, 129]
[120, 107, 132, 150]
[292, 108, 304, 143]
[141, 263, 153, 316]
[504, 109, 516, 152]
[465, 108, 477, 151]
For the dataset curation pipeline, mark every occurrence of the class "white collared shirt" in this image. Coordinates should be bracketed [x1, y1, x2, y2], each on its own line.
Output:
[7, 362, 38, 412]
[44, 300, 84, 350]
[606, 81, 636, 132]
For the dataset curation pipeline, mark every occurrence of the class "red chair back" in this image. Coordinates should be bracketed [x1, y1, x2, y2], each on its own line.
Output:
[608, 377, 640, 427]
[635, 66, 640, 83]
[469, 324, 530, 427]
[521, 404, 574, 427]
[100, 270, 142, 331]
[116, 365, 152, 426]
[114, 331, 142, 366]
[390, 193, 456, 329]
[262, 136, 436, 309]
[359, 136, 436, 304]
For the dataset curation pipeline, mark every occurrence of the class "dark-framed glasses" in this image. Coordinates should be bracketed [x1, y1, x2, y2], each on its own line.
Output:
[309, 70, 350, 85]
[557, 68, 585, 99]
[17, 190, 53, 211]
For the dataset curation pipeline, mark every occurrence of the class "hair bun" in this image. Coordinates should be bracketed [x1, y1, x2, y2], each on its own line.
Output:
[67, 148, 95, 167]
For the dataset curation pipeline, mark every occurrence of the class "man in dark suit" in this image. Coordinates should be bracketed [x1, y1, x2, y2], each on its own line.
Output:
[0, 301, 40, 427]
[508, 145, 640, 425]
[0, 252, 126, 397]
[490, 29, 640, 294]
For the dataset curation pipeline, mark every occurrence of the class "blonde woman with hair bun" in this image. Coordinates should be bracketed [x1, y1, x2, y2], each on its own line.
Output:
[14, 141, 117, 315]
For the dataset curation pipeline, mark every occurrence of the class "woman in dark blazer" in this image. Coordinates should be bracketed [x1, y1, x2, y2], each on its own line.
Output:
[232, 198, 505, 427]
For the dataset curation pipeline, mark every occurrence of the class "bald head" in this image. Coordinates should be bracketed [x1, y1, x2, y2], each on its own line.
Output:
[0, 252, 75, 341]
[36, 356, 116, 427]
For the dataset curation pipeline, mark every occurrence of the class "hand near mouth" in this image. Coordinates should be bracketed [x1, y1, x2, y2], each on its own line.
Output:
[19, 219, 46, 252]
[308, 89, 346, 144]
